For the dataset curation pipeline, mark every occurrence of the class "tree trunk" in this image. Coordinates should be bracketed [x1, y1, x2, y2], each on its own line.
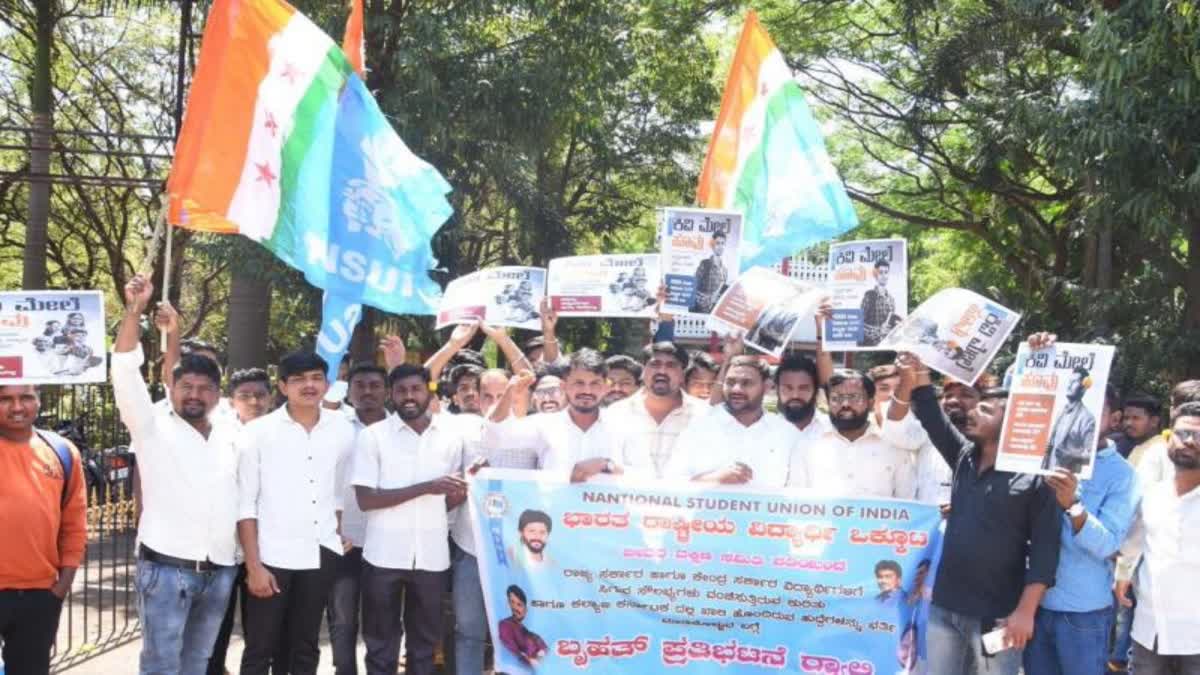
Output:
[1184, 208, 1200, 378]
[347, 306, 378, 366]
[23, 1, 55, 289]
[227, 267, 272, 371]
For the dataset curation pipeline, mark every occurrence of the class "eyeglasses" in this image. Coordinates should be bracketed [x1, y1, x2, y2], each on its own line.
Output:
[1172, 429, 1200, 444]
[829, 393, 868, 405]
[532, 387, 562, 399]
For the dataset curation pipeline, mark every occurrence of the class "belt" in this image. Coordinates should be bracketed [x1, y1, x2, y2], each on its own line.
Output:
[138, 544, 226, 573]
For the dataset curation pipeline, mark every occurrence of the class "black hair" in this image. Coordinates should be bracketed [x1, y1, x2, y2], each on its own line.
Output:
[727, 355, 770, 382]
[874, 560, 902, 577]
[277, 351, 328, 381]
[507, 584, 527, 604]
[711, 230, 728, 242]
[181, 338, 224, 365]
[228, 367, 270, 394]
[450, 363, 485, 387]
[874, 258, 890, 269]
[1172, 380, 1200, 406]
[347, 363, 388, 387]
[827, 368, 876, 400]
[605, 354, 643, 380]
[451, 348, 487, 369]
[173, 353, 222, 388]
[566, 349, 606, 378]
[1073, 366, 1090, 379]
[980, 387, 1010, 402]
[641, 341, 690, 369]
[1123, 393, 1163, 418]
[523, 336, 546, 355]
[518, 509, 552, 533]
[388, 363, 432, 388]
[1174, 401, 1200, 424]
[1104, 384, 1120, 411]
[685, 351, 719, 381]
[775, 354, 819, 387]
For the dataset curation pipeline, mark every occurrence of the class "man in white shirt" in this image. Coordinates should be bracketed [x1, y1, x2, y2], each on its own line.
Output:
[1115, 402, 1200, 674]
[112, 274, 241, 675]
[773, 353, 831, 441]
[577, 342, 706, 481]
[795, 369, 916, 499]
[353, 363, 467, 675]
[666, 356, 800, 488]
[324, 363, 390, 675]
[451, 367, 540, 675]
[482, 349, 613, 478]
[237, 352, 356, 675]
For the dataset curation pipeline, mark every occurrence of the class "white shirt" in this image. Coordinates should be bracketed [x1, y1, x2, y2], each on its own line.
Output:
[606, 392, 711, 478]
[879, 410, 952, 504]
[1118, 480, 1200, 655]
[481, 409, 614, 479]
[237, 406, 355, 570]
[352, 413, 465, 571]
[665, 406, 799, 488]
[452, 414, 540, 558]
[111, 346, 241, 565]
[1134, 436, 1176, 487]
[338, 408, 374, 548]
[791, 422, 917, 499]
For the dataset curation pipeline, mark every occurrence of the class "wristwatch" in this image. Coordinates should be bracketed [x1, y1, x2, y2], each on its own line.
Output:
[1066, 502, 1085, 518]
[603, 459, 615, 474]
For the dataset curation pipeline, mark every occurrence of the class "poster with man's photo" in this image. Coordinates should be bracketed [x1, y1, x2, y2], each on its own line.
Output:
[996, 343, 1114, 479]
[879, 288, 1021, 385]
[659, 207, 743, 316]
[547, 254, 660, 318]
[824, 239, 908, 351]
[0, 290, 107, 385]
[708, 267, 823, 357]
[436, 266, 546, 331]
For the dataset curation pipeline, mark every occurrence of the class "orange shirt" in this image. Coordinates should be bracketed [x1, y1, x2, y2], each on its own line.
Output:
[0, 432, 87, 589]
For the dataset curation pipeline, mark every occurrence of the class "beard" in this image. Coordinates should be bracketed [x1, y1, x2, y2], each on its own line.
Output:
[1169, 446, 1200, 470]
[178, 400, 209, 421]
[780, 397, 816, 424]
[396, 398, 430, 421]
[946, 409, 968, 430]
[522, 537, 545, 553]
[831, 409, 870, 433]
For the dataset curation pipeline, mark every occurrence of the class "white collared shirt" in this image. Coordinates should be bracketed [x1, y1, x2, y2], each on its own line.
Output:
[664, 406, 799, 488]
[481, 409, 614, 479]
[605, 391, 711, 478]
[352, 413, 465, 571]
[791, 422, 917, 499]
[237, 405, 355, 570]
[879, 410, 951, 504]
[452, 413, 539, 557]
[111, 346, 241, 565]
[1118, 480, 1200, 655]
[338, 407, 375, 549]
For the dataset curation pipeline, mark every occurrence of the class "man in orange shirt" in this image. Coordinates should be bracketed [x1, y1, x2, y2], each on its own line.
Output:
[0, 384, 87, 675]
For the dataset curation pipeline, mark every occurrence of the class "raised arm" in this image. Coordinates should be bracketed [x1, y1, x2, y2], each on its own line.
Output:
[814, 297, 835, 386]
[379, 334, 408, 372]
[891, 352, 966, 468]
[481, 323, 533, 373]
[111, 274, 159, 440]
[539, 297, 560, 364]
[156, 300, 181, 389]
[425, 322, 480, 383]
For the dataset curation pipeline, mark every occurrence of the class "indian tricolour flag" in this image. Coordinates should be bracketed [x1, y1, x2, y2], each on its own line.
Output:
[696, 11, 857, 270]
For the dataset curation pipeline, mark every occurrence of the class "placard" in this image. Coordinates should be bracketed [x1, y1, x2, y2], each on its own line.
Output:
[708, 267, 823, 357]
[0, 290, 107, 385]
[547, 254, 660, 318]
[824, 239, 907, 351]
[436, 267, 546, 330]
[660, 207, 743, 316]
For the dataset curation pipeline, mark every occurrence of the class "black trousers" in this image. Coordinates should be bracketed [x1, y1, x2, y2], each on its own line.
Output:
[360, 561, 447, 675]
[239, 548, 337, 675]
[0, 588, 65, 675]
[207, 566, 290, 675]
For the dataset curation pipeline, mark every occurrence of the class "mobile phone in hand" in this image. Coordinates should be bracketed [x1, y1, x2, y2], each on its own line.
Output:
[982, 627, 1009, 655]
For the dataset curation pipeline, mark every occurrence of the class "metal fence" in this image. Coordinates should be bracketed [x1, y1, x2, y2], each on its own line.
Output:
[33, 383, 142, 672]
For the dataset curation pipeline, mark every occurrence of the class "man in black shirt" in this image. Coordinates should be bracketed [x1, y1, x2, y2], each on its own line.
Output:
[889, 352, 1060, 675]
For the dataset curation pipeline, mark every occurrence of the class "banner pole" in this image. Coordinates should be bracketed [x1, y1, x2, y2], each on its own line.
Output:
[160, 222, 173, 352]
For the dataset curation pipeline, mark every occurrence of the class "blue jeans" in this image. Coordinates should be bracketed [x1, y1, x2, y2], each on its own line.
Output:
[136, 559, 237, 675]
[926, 604, 1023, 675]
[452, 545, 487, 675]
[1024, 607, 1112, 675]
[1111, 587, 1137, 663]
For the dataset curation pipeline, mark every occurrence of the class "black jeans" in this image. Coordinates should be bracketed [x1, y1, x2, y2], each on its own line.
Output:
[360, 561, 447, 675]
[327, 546, 364, 675]
[240, 548, 337, 675]
[0, 588, 65, 675]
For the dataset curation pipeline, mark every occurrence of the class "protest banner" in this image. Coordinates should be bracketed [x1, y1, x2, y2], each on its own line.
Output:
[0, 290, 107, 385]
[823, 239, 907, 351]
[660, 207, 743, 316]
[879, 288, 1021, 385]
[469, 470, 942, 675]
[547, 254, 660, 318]
[436, 266, 546, 331]
[996, 343, 1115, 479]
[708, 267, 823, 357]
